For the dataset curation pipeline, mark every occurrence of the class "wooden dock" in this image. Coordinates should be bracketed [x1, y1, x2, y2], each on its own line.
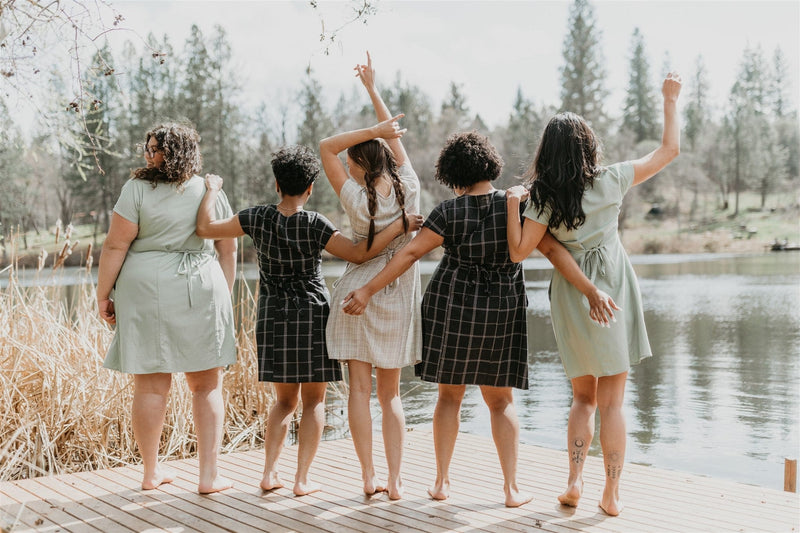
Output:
[1, 429, 798, 532]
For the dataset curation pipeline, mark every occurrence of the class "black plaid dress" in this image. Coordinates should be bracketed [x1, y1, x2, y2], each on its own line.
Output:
[417, 190, 528, 389]
[238, 205, 343, 383]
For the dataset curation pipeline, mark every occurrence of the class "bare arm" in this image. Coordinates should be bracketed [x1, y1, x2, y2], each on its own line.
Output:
[341, 227, 443, 315]
[214, 237, 237, 292]
[506, 186, 548, 262]
[356, 51, 408, 167]
[325, 212, 423, 264]
[319, 115, 406, 196]
[536, 232, 619, 325]
[632, 72, 682, 185]
[96, 212, 138, 325]
[196, 174, 245, 239]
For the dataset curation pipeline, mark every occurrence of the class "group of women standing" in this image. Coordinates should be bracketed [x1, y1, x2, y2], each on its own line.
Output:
[97, 52, 681, 516]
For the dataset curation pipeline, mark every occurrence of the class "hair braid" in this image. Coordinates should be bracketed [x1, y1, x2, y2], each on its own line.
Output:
[387, 165, 408, 234]
[364, 171, 380, 250]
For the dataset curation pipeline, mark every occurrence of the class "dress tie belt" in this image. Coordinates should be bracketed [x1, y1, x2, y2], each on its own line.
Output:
[266, 274, 314, 319]
[176, 250, 212, 307]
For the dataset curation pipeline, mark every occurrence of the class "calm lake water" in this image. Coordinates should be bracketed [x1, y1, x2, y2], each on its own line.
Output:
[316, 252, 800, 491]
[12, 252, 798, 490]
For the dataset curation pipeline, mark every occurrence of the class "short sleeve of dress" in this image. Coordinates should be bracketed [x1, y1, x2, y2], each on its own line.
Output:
[237, 206, 261, 239]
[398, 162, 419, 202]
[423, 203, 447, 237]
[522, 199, 551, 227]
[215, 189, 234, 220]
[613, 161, 635, 197]
[339, 178, 364, 214]
[113, 179, 143, 224]
[309, 212, 337, 252]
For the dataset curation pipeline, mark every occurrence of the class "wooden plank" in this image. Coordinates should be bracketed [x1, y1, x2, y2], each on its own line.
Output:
[1, 430, 797, 533]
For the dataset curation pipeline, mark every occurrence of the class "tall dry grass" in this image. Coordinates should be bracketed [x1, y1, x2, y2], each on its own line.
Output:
[0, 257, 282, 482]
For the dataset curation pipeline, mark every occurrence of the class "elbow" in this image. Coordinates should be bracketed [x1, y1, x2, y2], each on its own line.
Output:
[196, 225, 210, 239]
[319, 138, 334, 154]
[509, 251, 526, 263]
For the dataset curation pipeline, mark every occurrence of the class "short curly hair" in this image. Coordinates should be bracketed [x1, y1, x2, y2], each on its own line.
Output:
[271, 145, 320, 196]
[133, 122, 202, 187]
[435, 131, 504, 189]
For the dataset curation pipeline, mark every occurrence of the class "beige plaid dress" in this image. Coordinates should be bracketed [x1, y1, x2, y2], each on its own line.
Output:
[326, 163, 422, 369]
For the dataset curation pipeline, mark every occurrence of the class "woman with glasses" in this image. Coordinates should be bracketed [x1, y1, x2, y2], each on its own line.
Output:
[97, 122, 237, 494]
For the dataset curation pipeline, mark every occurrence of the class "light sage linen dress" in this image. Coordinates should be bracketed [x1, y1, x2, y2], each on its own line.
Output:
[326, 162, 422, 368]
[524, 162, 652, 378]
[103, 176, 237, 374]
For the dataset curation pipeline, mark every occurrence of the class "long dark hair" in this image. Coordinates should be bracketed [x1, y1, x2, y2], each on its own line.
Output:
[524, 112, 602, 231]
[347, 139, 408, 250]
[133, 122, 202, 188]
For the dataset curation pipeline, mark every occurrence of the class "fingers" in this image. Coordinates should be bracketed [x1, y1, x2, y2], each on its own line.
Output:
[366, 50, 372, 67]
[390, 113, 405, 122]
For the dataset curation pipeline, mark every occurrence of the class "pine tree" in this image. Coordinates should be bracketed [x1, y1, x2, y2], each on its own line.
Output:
[296, 72, 336, 215]
[560, 0, 607, 132]
[622, 28, 658, 142]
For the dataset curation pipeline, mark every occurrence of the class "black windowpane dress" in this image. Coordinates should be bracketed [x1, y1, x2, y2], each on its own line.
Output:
[238, 205, 343, 383]
[417, 191, 529, 389]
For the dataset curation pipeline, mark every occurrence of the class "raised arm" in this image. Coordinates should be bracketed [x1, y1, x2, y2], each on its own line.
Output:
[632, 72, 682, 185]
[319, 114, 406, 196]
[341, 227, 443, 315]
[536, 232, 619, 326]
[506, 186, 548, 262]
[96, 213, 138, 325]
[356, 51, 408, 167]
[196, 174, 245, 239]
[325, 212, 423, 264]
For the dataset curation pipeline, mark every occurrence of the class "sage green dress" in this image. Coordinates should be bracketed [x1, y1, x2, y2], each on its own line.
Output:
[524, 162, 652, 378]
[103, 176, 237, 374]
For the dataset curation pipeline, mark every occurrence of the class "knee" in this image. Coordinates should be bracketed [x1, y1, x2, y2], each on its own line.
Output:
[185, 368, 223, 394]
[437, 386, 465, 409]
[376, 385, 400, 408]
[573, 392, 597, 409]
[274, 397, 299, 416]
[483, 394, 513, 414]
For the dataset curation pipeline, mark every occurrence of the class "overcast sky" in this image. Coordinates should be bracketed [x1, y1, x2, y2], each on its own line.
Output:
[91, 1, 800, 129]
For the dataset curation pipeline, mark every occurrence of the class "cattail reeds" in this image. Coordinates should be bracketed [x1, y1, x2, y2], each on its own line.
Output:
[0, 259, 280, 482]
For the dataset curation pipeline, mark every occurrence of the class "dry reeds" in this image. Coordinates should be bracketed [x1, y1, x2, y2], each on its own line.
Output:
[0, 260, 280, 482]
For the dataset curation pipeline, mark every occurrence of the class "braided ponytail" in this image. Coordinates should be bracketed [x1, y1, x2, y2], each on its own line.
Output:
[364, 170, 380, 250]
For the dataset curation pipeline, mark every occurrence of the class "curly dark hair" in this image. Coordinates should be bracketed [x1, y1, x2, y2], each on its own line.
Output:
[435, 131, 504, 189]
[271, 145, 320, 196]
[347, 139, 408, 250]
[524, 112, 602, 231]
[133, 122, 202, 187]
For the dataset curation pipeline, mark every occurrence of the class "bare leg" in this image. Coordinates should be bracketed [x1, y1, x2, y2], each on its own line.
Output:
[597, 372, 628, 516]
[480, 386, 532, 508]
[428, 384, 465, 501]
[262, 383, 300, 491]
[559, 375, 598, 507]
[294, 382, 327, 496]
[185, 367, 232, 494]
[347, 360, 385, 495]
[376, 368, 404, 500]
[132, 373, 174, 490]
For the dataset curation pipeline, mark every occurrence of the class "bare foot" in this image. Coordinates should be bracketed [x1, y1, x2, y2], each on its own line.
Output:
[260, 471, 284, 491]
[599, 487, 623, 516]
[141, 468, 175, 490]
[387, 478, 404, 501]
[293, 480, 322, 496]
[504, 487, 533, 508]
[199, 476, 233, 495]
[363, 477, 387, 496]
[427, 479, 450, 501]
[558, 480, 584, 507]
